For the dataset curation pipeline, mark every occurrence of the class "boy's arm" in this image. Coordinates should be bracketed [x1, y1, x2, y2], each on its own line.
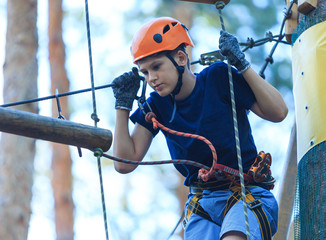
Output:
[219, 31, 288, 122]
[113, 109, 153, 173]
[242, 67, 288, 122]
[112, 68, 152, 173]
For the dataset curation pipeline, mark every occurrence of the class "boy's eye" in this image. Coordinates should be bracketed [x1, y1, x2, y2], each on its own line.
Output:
[153, 64, 160, 70]
[142, 71, 148, 76]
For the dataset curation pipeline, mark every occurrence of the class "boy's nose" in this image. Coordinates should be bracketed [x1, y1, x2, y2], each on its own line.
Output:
[148, 72, 157, 83]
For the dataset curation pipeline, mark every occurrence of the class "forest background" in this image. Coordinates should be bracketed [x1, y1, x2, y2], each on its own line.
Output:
[0, 0, 295, 239]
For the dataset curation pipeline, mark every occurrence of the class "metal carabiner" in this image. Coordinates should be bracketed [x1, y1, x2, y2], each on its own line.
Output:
[135, 73, 152, 115]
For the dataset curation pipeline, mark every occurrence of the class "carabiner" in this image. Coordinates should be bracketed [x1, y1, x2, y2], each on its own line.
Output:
[135, 78, 152, 115]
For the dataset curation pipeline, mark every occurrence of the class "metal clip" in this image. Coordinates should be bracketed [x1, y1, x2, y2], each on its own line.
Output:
[135, 78, 152, 115]
[191, 50, 226, 66]
[247, 199, 262, 210]
[55, 89, 65, 120]
[55, 89, 82, 157]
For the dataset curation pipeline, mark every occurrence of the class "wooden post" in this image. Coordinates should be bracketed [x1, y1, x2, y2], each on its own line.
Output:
[273, 124, 297, 240]
[291, 1, 326, 238]
[0, 107, 112, 152]
[298, 0, 318, 14]
[285, 0, 298, 43]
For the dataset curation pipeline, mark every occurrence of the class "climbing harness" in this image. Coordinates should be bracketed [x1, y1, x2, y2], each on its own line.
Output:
[183, 184, 272, 240]
[224, 187, 272, 240]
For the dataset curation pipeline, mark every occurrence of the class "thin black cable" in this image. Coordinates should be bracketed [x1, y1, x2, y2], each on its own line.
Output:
[0, 83, 114, 108]
[85, 0, 99, 127]
[259, 0, 295, 78]
[84, 1, 108, 239]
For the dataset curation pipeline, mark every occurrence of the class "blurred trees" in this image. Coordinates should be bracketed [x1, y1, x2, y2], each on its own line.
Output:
[48, 0, 74, 239]
[0, 0, 294, 239]
[0, 0, 38, 239]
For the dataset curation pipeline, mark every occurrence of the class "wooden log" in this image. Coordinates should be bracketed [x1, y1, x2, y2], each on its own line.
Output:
[298, 0, 318, 14]
[178, 0, 230, 5]
[0, 107, 112, 152]
[273, 124, 297, 240]
[285, 1, 298, 43]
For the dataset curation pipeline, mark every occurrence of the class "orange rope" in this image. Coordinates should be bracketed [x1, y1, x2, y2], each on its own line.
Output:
[145, 112, 218, 181]
[145, 112, 254, 184]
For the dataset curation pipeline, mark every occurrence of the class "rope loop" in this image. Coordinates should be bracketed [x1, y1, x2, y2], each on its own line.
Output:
[215, 1, 226, 10]
[145, 112, 159, 129]
[93, 148, 104, 158]
[91, 113, 100, 123]
[265, 56, 274, 64]
[246, 37, 255, 49]
[145, 112, 156, 123]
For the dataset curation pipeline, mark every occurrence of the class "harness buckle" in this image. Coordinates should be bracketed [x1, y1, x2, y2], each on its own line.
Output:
[247, 199, 263, 210]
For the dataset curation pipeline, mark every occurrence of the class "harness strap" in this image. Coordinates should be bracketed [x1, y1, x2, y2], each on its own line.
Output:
[184, 186, 272, 240]
[224, 187, 272, 240]
[184, 193, 218, 228]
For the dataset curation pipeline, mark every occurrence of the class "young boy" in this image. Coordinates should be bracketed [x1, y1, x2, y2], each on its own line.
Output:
[112, 17, 288, 240]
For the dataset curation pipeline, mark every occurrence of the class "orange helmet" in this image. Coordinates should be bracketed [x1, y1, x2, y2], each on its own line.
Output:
[131, 17, 194, 63]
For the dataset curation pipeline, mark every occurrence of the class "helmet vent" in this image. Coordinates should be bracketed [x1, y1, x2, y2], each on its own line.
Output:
[171, 22, 177, 27]
[163, 24, 170, 34]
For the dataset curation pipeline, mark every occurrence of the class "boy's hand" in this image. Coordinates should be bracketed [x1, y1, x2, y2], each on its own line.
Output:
[219, 31, 250, 73]
[112, 67, 143, 111]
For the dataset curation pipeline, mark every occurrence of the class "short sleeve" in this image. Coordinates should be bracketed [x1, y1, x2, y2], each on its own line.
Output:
[130, 98, 160, 136]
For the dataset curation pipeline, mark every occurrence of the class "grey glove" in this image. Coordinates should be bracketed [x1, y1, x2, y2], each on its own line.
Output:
[112, 67, 142, 111]
[219, 31, 250, 73]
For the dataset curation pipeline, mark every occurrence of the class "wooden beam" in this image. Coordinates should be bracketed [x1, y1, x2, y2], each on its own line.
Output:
[273, 123, 297, 240]
[285, 0, 298, 43]
[178, 0, 230, 5]
[0, 107, 112, 152]
[298, 0, 318, 14]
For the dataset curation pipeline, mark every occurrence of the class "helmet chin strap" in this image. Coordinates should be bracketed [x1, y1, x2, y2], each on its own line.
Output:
[166, 54, 185, 123]
[166, 54, 185, 96]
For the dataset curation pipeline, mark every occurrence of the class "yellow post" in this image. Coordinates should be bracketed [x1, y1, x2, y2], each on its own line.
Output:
[291, 20, 326, 240]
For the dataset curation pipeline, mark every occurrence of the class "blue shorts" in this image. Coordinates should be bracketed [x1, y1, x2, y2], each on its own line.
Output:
[183, 186, 278, 240]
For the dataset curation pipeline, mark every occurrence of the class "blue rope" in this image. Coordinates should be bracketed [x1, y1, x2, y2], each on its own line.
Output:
[216, 2, 251, 239]
[84, 1, 108, 239]
[94, 148, 109, 240]
[84, 0, 100, 127]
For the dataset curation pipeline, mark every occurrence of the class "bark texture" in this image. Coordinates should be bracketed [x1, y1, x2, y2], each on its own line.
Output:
[0, 0, 38, 239]
[48, 0, 75, 239]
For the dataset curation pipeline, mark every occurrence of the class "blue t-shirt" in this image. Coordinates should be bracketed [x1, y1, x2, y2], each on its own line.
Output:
[130, 62, 257, 186]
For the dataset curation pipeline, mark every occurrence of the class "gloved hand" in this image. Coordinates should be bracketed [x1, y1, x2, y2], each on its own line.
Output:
[112, 67, 143, 111]
[219, 31, 250, 73]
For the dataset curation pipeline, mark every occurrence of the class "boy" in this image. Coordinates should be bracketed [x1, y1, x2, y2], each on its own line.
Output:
[112, 17, 288, 240]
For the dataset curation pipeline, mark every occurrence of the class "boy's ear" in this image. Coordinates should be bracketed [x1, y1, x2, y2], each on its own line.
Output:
[176, 50, 188, 66]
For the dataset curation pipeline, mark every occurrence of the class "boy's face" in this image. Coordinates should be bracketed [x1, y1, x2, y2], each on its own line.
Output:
[138, 54, 179, 97]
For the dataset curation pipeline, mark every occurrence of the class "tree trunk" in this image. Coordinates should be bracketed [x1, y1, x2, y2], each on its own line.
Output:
[0, 0, 38, 239]
[48, 0, 75, 239]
